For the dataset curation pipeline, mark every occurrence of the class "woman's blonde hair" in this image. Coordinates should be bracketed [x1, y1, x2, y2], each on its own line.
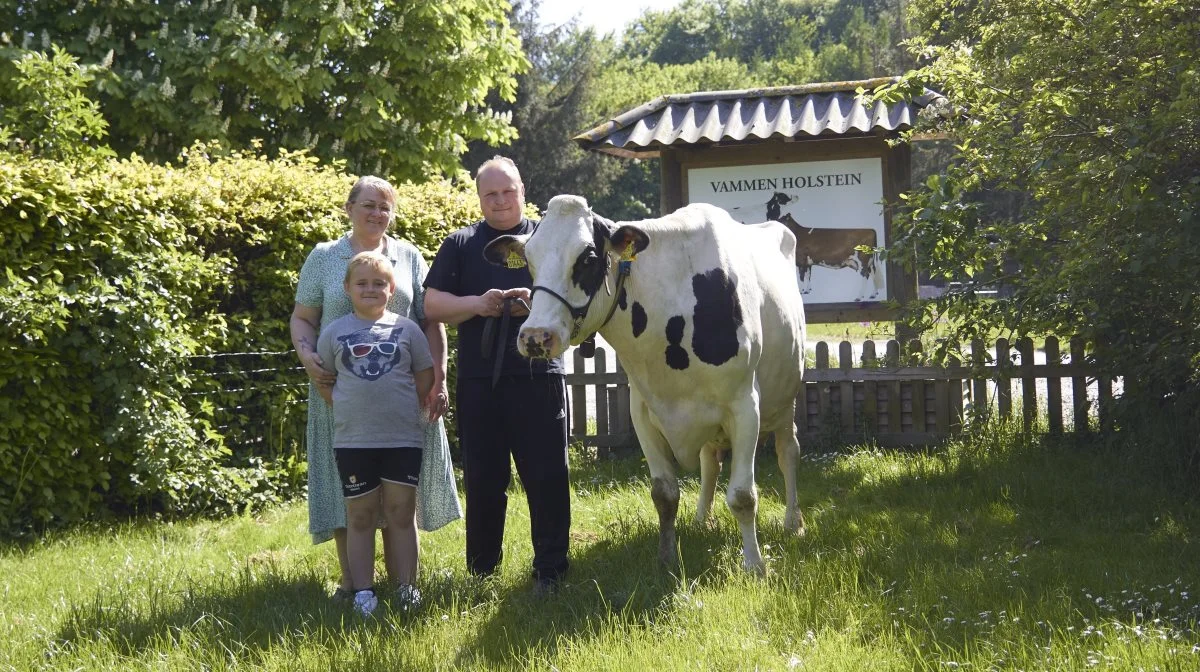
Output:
[344, 251, 395, 285]
[347, 175, 398, 209]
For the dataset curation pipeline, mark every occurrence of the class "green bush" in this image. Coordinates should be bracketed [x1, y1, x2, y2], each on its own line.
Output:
[0, 146, 485, 537]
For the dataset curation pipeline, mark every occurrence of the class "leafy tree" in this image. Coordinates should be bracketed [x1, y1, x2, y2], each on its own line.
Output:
[0, 0, 527, 181]
[885, 0, 1200, 406]
[0, 46, 112, 160]
[464, 2, 623, 212]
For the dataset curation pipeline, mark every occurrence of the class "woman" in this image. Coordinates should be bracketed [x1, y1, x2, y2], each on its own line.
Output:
[290, 176, 461, 599]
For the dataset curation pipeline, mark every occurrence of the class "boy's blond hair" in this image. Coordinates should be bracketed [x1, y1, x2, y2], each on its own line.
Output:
[344, 251, 395, 285]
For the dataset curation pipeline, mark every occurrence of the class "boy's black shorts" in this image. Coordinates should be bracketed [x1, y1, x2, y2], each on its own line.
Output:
[334, 447, 422, 499]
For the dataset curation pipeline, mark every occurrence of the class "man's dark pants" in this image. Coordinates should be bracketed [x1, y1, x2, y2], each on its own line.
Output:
[457, 375, 570, 581]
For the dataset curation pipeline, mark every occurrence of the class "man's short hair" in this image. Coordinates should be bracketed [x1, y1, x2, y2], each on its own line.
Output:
[475, 156, 523, 190]
[347, 175, 398, 207]
[344, 251, 395, 285]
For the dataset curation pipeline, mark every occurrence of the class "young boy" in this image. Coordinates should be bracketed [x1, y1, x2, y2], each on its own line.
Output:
[316, 251, 434, 617]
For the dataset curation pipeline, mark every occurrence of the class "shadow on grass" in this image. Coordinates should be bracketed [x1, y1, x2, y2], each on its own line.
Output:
[455, 493, 746, 667]
[52, 569, 358, 662]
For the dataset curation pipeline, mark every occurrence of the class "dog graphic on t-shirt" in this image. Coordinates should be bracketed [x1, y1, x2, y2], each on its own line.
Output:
[337, 326, 404, 381]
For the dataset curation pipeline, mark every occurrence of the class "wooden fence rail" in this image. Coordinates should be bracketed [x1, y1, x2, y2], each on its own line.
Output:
[565, 336, 1117, 450]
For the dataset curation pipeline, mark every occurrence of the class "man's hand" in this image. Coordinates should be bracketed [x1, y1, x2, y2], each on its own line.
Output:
[503, 287, 532, 316]
[477, 288, 507, 317]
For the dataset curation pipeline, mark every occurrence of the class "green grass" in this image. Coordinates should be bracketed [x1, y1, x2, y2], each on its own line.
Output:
[4, 427, 1199, 670]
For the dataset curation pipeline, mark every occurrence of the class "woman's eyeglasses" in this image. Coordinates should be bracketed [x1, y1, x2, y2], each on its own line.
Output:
[350, 342, 398, 358]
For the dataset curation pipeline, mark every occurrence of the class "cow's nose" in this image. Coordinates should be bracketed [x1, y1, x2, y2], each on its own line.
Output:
[519, 328, 558, 358]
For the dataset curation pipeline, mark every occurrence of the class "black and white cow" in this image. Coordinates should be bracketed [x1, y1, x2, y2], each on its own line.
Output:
[484, 195, 806, 573]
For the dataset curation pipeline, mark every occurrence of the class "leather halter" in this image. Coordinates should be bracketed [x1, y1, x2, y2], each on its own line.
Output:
[530, 257, 632, 346]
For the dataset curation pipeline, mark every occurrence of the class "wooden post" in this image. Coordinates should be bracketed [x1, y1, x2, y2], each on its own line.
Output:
[971, 339, 989, 423]
[615, 356, 632, 446]
[815, 341, 832, 433]
[1045, 336, 1063, 435]
[595, 348, 610, 441]
[996, 338, 1012, 420]
[886, 339, 902, 433]
[908, 339, 926, 433]
[571, 349, 587, 439]
[862, 340, 878, 436]
[947, 349, 964, 433]
[839, 341, 855, 435]
[1070, 337, 1089, 433]
[1018, 337, 1036, 432]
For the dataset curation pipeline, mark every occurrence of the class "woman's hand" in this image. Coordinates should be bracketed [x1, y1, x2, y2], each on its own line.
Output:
[423, 376, 450, 422]
[302, 350, 336, 388]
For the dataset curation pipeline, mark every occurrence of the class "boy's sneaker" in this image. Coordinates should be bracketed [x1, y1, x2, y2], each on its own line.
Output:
[395, 584, 422, 612]
[352, 589, 377, 617]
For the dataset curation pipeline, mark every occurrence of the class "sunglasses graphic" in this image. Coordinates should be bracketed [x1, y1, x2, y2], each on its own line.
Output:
[350, 342, 397, 358]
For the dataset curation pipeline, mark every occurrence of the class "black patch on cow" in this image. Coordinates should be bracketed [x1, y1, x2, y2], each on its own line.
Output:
[617, 286, 628, 311]
[691, 268, 742, 366]
[570, 222, 610, 298]
[631, 302, 647, 338]
[664, 315, 689, 370]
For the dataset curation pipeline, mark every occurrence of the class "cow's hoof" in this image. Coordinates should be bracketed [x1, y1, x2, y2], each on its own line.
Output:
[784, 511, 803, 534]
[743, 559, 767, 576]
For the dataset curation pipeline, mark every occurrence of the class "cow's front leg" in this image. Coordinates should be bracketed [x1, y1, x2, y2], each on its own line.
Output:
[725, 393, 765, 574]
[695, 442, 722, 527]
[631, 389, 679, 566]
[651, 474, 679, 566]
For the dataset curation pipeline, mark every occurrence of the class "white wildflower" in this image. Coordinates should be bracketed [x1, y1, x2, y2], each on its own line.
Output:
[131, 69, 143, 81]
[41, 29, 50, 49]
[100, 49, 114, 68]
[102, 23, 112, 38]
[158, 21, 168, 40]
[86, 23, 100, 44]
[248, 5, 256, 22]
[160, 77, 175, 98]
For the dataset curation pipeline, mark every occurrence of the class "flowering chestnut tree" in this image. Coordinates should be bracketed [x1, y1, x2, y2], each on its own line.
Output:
[0, 0, 527, 180]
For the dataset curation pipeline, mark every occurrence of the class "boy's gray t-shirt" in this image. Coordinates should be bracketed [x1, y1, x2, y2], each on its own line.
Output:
[316, 311, 434, 449]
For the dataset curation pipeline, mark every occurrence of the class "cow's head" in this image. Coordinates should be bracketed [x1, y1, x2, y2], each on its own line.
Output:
[483, 194, 649, 359]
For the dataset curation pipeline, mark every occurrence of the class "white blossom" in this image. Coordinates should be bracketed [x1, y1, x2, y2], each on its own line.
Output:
[101, 49, 114, 68]
[40, 29, 50, 49]
[158, 21, 169, 40]
[160, 77, 176, 99]
[86, 24, 100, 44]
[248, 5, 257, 23]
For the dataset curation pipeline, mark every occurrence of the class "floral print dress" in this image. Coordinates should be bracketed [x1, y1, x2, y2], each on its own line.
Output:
[295, 233, 462, 544]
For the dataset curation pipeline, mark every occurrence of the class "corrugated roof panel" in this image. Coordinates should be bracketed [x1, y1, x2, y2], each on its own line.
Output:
[575, 78, 943, 158]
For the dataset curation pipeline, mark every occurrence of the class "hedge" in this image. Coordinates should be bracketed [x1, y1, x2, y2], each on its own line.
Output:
[0, 145, 487, 537]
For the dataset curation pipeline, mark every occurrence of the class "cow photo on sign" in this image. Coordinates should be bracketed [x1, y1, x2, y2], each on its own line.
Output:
[689, 157, 888, 304]
[483, 195, 806, 574]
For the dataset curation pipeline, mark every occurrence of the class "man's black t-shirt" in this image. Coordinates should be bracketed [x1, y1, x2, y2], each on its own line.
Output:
[424, 218, 565, 379]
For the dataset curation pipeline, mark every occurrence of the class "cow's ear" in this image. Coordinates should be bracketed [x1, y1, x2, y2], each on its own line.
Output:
[483, 234, 529, 269]
[610, 225, 650, 260]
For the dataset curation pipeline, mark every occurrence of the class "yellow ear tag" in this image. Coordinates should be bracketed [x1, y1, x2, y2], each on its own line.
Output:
[620, 246, 637, 262]
[505, 250, 525, 269]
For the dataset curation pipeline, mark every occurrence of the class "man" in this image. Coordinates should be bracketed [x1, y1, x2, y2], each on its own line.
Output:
[423, 156, 570, 592]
